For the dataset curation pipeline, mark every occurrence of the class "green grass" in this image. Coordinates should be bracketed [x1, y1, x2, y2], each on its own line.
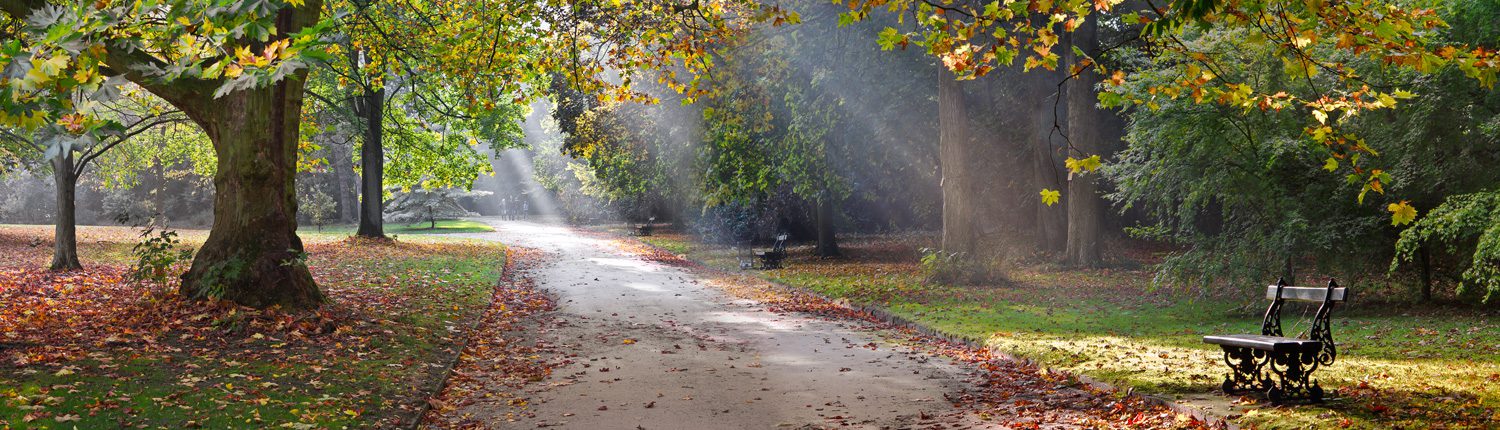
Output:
[0, 226, 506, 428]
[299, 219, 495, 235]
[633, 229, 1500, 430]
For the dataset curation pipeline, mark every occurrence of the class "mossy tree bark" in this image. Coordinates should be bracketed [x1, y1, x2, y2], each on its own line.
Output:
[150, 4, 325, 310]
[176, 73, 323, 309]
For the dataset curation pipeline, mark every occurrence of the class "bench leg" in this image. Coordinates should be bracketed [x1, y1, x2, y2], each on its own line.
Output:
[1266, 351, 1324, 403]
[1219, 346, 1270, 394]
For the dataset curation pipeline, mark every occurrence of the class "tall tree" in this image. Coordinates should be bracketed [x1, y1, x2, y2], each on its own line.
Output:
[1, 0, 334, 308]
[0, 93, 184, 270]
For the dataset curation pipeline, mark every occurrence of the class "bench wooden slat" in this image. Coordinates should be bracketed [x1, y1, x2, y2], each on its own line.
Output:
[1265, 285, 1347, 302]
[1204, 334, 1323, 353]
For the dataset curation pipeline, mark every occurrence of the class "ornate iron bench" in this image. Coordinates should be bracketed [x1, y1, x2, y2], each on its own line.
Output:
[1203, 278, 1348, 403]
[752, 234, 789, 269]
[632, 216, 657, 236]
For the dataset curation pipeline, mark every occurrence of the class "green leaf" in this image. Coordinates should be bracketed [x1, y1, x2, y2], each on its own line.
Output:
[877, 27, 901, 51]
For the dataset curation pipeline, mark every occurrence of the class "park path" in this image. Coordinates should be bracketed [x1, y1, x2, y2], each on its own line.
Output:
[446, 218, 994, 429]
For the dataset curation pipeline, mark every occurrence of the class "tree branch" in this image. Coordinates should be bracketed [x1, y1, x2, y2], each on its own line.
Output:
[75, 115, 188, 174]
[0, 127, 41, 152]
[0, 0, 46, 21]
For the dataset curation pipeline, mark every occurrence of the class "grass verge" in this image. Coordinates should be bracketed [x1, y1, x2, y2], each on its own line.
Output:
[630, 228, 1500, 430]
[0, 225, 505, 429]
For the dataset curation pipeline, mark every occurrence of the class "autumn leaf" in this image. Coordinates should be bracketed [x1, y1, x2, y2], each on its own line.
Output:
[1040, 189, 1061, 206]
[1388, 201, 1417, 226]
[1312, 109, 1329, 124]
[1064, 155, 1102, 174]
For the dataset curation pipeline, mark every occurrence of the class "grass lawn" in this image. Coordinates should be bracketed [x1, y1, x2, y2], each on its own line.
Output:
[299, 219, 496, 235]
[0, 225, 506, 428]
[630, 228, 1500, 430]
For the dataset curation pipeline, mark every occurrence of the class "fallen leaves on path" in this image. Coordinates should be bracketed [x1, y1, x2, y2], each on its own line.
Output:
[422, 247, 560, 429]
[617, 235, 1218, 430]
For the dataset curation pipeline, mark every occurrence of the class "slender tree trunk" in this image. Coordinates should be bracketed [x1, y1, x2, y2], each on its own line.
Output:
[50, 152, 81, 271]
[938, 68, 976, 256]
[815, 192, 840, 257]
[1064, 16, 1105, 268]
[330, 141, 358, 223]
[1419, 245, 1433, 302]
[356, 84, 386, 238]
[178, 69, 322, 310]
[153, 156, 167, 222]
[1281, 256, 1297, 286]
[429, 206, 436, 230]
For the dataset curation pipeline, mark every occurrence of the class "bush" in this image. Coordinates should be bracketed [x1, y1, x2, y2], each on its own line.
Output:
[129, 226, 194, 285]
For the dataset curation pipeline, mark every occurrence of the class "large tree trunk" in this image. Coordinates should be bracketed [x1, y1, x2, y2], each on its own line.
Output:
[178, 70, 322, 310]
[1032, 70, 1068, 254]
[1064, 16, 1106, 268]
[938, 69, 976, 256]
[356, 84, 386, 238]
[815, 192, 840, 257]
[50, 151, 81, 271]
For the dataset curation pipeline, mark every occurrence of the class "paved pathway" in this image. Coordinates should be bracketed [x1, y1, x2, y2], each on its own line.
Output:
[455, 219, 992, 429]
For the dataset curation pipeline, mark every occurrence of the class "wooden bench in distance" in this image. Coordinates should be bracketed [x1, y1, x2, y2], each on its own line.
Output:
[632, 216, 657, 236]
[753, 234, 789, 269]
[1203, 279, 1348, 403]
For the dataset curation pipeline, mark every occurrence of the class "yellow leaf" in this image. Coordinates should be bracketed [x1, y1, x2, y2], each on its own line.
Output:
[1040, 189, 1061, 206]
[1064, 155, 1102, 174]
[1387, 201, 1417, 226]
[1377, 93, 1397, 108]
[1079, 155, 1102, 172]
[1312, 109, 1328, 124]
